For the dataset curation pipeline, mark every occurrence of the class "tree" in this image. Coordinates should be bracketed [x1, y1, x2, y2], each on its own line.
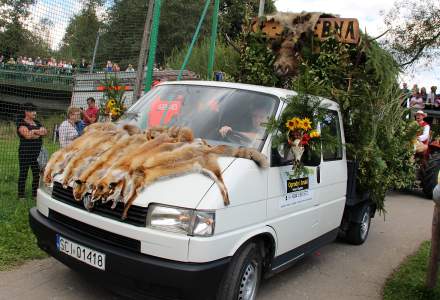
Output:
[219, 0, 276, 41]
[58, 3, 102, 61]
[384, 0, 440, 67]
[0, 0, 35, 25]
[97, 0, 213, 68]
[0, 0, 37, 57]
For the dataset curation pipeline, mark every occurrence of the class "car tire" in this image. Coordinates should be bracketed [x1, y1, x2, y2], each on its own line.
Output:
[422, 152, 440, 199]
[217, 242, 263, 300]
[345, 204, 371, 245]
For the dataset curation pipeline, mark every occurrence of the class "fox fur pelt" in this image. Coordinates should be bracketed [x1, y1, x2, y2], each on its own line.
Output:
[44, 123, 269, 219]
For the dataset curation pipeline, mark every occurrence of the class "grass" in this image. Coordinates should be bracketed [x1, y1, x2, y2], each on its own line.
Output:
[0, 120, 63, 270]
[0, 184, 47, 271]
[383, 241, 440, 300]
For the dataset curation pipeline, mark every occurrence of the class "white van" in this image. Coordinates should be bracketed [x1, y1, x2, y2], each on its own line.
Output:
[30, 81, 375, 300]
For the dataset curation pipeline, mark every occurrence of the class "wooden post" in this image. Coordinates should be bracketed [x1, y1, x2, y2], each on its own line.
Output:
[426, 183, 440, 289]
[133, 0, 155, 102]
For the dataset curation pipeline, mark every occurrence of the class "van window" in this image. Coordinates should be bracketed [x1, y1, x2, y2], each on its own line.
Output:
[321, 110, 343, 161]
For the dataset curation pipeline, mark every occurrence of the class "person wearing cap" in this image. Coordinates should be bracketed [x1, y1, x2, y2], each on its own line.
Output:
[17, 103, 48, 199]
[415, 110, 430, 154]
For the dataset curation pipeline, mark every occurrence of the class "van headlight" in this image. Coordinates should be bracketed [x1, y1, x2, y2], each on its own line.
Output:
[147, 204, 215, 237]
[39, 177, 53, 195]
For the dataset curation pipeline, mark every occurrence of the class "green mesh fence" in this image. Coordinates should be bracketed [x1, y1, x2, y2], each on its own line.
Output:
[0, 0, 275, 200]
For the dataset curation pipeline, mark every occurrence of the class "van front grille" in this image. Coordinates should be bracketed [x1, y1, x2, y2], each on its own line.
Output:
[49, 209, 141, 252]
[52, 182, 148, 227]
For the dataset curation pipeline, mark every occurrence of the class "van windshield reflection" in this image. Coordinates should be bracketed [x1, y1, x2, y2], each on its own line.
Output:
[120, 85, 278, 149]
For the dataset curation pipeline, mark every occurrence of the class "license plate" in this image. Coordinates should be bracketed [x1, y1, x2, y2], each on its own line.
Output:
[56, 234, 106, 270]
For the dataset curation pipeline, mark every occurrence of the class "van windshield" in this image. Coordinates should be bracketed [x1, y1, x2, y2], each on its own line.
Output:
[120, 84, 279, 149]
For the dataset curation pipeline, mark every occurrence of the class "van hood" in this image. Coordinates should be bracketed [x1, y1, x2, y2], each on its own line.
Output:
[131, 157, 236, 208]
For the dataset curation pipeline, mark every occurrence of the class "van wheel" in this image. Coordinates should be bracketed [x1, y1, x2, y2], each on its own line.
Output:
[217, 242, 263, 300]
[345, 205, 371, 245]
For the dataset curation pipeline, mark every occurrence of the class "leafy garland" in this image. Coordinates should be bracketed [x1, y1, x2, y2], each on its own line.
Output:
[99, 75, 127, 122]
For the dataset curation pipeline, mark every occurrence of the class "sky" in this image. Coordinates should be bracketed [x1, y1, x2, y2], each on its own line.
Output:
[275, 0, 440, 88]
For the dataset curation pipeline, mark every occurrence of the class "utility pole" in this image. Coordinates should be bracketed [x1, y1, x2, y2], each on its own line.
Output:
[90, 29, 101, 73]
[134, 0, 155, 101]
[258, 0, 265, 17]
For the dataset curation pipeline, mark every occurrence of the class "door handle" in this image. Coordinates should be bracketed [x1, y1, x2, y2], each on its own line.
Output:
[317, 165, 321, 184]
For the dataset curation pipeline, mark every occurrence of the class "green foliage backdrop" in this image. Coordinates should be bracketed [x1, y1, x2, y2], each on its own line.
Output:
[234, 30, 417, 211]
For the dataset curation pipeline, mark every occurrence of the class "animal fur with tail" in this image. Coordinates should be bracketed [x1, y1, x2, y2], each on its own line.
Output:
[45, 124, 269, 219]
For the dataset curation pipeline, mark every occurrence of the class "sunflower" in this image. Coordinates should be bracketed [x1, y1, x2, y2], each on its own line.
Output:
[291, 117, 302, 129]
[301, 118, 312, 130]
[285, 119, 296, 131]
[107, 98, 116, 107]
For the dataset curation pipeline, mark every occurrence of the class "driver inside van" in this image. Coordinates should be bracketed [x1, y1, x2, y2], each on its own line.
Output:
[218, 102, 271, 146]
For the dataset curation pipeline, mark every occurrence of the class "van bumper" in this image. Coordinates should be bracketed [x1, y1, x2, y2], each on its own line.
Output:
[29, 208, 230, 299]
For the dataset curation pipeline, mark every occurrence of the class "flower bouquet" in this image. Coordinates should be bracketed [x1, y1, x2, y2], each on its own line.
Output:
[285, 117, 320, 174]
[99, 75, 127, 122]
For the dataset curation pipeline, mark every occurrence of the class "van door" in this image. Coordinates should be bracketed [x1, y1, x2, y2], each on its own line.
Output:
[267, 142, 321, 257]
[315, 109, 347, 235]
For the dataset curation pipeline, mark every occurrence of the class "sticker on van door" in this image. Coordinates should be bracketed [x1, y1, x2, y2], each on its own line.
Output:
[280, 176, 313, 208]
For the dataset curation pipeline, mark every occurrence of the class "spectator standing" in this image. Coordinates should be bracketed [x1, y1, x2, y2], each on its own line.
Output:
[82, 97, 99, 126]
[420, 87, 428, 102]
[58, 107, 81, 148]
[105, 60, 113, 72]
[401, 82, 411, 106]
[48, 58, 56, 67]
[125, 64, 135, 72]
[412, 84, 419, 94]
[7, 57, 16, 65]
[80, 58, 87, 69]
[35, 57, 42, 66]
[17, 103, 47, 199]
[410, 90, 424, 109]
[112, 63, 120, 72]
[428, 86, 437, 105]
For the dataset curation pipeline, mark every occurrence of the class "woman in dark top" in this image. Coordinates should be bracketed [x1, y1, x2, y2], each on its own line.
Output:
[17, 103, 47, 199]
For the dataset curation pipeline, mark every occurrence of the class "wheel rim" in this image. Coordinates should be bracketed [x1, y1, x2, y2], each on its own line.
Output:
[360, 210, 370, 240]
[238, 261, 258, 300]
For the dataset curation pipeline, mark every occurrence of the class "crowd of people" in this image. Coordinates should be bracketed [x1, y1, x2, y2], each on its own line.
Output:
[401, 83, 440, 157]
[0, 54, 136, 74]
[16, 98, 99, 200]
[401, 83, 440, 109]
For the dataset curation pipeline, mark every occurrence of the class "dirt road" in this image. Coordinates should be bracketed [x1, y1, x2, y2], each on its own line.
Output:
[0, 192, 434, 300]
